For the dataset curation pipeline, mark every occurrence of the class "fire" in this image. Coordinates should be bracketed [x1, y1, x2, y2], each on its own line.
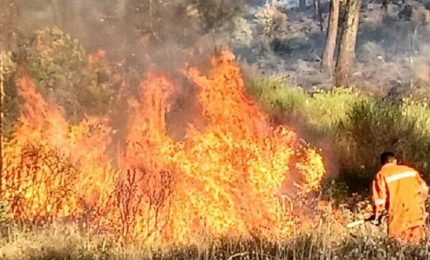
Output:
[2, 76, 115, 220]
[1, 50, 325, 246]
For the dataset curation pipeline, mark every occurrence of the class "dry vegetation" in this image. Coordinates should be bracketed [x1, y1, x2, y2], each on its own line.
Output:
[3, 0, 430, 259]
[1, 64, 430, 259]
[0, 201, 429, 259]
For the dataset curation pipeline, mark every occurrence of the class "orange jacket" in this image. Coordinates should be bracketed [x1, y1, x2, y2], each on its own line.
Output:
[372, 163, 428, 242]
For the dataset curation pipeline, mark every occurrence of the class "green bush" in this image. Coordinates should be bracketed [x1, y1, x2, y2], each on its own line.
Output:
[244, 72, 430, 195]
[22, 26, 86, 107]
[244, 72, 364, 133]
[0, 51, 19, 138]
[401, 98, 430, 136]
[20, 26, 115, 122]
[399, 98, 430, 176]
[304, 88, 366, 136]
[245, 74, 307, 114]
[335, 99, 430, 192]
[337, 101, 412, 174]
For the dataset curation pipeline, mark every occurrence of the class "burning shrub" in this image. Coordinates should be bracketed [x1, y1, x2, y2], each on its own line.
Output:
[246, 70, 430, 195]
[1, 74, 116, 225]
[1, 49, 326, 248]
[107, 168, 175, 244]
[1, 143, 78, 222]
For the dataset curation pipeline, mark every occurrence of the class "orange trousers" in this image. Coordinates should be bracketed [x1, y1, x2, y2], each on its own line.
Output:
[394, 225, 426, 245]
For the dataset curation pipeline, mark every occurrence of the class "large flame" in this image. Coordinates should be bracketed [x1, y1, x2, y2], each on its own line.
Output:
[2, 75, 115, 220]
[1, 50, 325, 246]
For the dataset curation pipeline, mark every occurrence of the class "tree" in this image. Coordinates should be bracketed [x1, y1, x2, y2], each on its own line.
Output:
[313, 0, 323, 31]
[321, 0, 340, 73]
[299, 0, 307, 10]
[0, 55, 4, 183]
[334, 0, 361, 87]
[0, 0, 18, 176]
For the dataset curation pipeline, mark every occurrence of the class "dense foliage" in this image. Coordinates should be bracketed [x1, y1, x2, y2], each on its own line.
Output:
[245, 72, 430, 195]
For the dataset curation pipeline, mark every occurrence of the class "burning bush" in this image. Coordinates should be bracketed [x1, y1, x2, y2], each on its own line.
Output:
[2, 143, 78, 222]
[1, 49, 326, 248]
[107, 168, 175, 245]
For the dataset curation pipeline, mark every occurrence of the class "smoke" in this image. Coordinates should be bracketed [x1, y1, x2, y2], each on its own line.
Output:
[15, 0, 255, 144]
[18, 0, 246, 71]
[14, 0, 430, 167]
[16, 0, 430, 92]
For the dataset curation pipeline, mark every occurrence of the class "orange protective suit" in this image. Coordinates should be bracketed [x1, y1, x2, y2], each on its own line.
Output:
[372, 163, 428, 245]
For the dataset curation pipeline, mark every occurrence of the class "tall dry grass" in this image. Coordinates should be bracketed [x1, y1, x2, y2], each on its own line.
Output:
[1, 200, 430, 259]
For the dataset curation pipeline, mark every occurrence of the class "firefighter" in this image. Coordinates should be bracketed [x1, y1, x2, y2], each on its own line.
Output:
[371, 152, 429, 244]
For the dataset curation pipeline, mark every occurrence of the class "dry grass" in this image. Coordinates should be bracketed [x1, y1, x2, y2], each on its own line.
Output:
[0, 200, 429, 260]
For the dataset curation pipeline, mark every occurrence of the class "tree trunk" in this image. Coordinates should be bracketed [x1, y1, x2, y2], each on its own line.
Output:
[334, 0, 361, 87]
[0, 57, 3, 191]
[321, 0, 340, 73]
[313, 0, 323, 30]
[299, 0, 307, 10]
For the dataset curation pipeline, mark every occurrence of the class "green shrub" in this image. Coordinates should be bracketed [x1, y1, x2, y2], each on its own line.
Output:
[320, 179, 349, 202]
[399, 98, 430, 176]
[401, 98, 430, 136]
[245, 74, 307, 114]
[304, 88, 366, 136]
[0, 51, 19, 137]
[20, 26, 115, 121]
[335, 99, 430, 192]
[244, 72, 366, 138]
[23, 26, 86, 97]
[244, 72, 430, 194]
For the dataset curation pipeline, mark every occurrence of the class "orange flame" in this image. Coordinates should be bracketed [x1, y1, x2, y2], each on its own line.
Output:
[2, 50, 325, 246]
[2, 75, 115, 220]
